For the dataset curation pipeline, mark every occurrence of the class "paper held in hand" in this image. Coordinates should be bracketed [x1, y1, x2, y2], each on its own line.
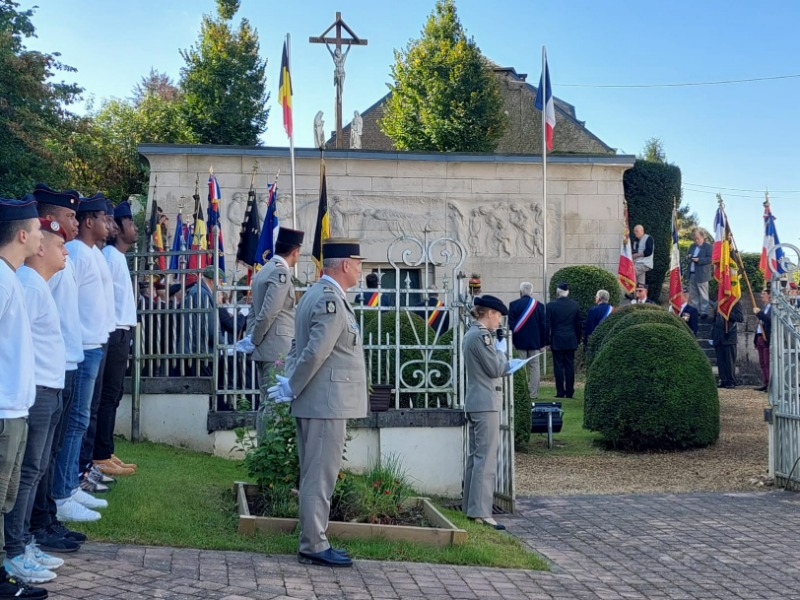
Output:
[505, 352, 542, 376]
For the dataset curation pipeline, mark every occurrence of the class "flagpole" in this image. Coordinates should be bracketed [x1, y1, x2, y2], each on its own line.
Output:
[719, 198, 757, 308]
[287, 32, 297, 231]
[540, 46, 548, 376]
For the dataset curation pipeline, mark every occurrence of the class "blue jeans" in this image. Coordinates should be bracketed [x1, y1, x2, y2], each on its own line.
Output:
[52, 348, 103, 500]
[3, 386, 62, 557]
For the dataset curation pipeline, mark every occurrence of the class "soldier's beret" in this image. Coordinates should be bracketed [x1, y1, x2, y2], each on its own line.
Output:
[38, 218, 67, 242]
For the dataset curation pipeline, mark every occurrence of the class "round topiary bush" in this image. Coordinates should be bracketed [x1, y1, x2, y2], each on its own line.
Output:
[585, 304, 663, 369]
[603, 308, 692, 344]
[548, 265, 622, 318]
[584, 323, 719, 450]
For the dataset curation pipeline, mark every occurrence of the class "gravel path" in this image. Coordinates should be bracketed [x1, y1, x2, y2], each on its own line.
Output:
[516, 387, 770, 495]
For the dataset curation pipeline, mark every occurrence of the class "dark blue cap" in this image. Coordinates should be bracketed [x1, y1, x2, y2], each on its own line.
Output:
[322, 237, 365, 259]
[32, 184, 79, 210]
[76, 192, 108, 214]
[104, 199, 115, 216]
[0, 195, 39, 222]
[114, 201, 133, 220]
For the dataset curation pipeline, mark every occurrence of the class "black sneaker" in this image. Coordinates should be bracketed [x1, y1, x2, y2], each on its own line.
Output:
[33, 527, 80, 553]
[49, 521, 87, 544]
[0, 575, 48, 599]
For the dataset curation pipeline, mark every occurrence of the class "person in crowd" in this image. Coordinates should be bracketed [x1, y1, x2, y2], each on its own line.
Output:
[414, 287, 450, 334]
[4, 219, 68, 585]
[507, 282, 545, 399]
[631, 224, 654, 286]
[546, 282, 581, 399]
[270, 238, 367, 568]
[0, 196, 48, 599]
[711, 301, 744, 389]
[584, 289, 614, 347]
[181, 267, 220, 377]
[673, 286, 700, 336]
[686, 228, 712, 318]
[630, 282, 657, 305]
[354, 272, 390, 308]
[462, 295, 510, 531]
[753, 286, 772, 392]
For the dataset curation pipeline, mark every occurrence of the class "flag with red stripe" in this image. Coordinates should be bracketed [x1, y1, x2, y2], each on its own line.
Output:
[534, 54, 556, 151]
[668, 206, 683, 313]
[759, 203, 785, 279]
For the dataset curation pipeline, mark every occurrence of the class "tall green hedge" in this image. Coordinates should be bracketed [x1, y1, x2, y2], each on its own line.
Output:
[585, 304, 662, 369]
[548, 265, 621, 320]
[584, 323, 719, 450]
[513, 367, 531, 451]
[623, 159, 682, 304]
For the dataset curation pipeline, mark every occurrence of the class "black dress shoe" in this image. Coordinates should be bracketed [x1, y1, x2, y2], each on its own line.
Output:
[332, 547, 350, 557]
[755, 385, 768, 392]
[298, 548, 353, 567]
[555, 394, 564, 398]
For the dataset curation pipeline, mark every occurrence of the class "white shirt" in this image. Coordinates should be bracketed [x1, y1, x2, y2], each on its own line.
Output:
[94, 245, 116, 334]
[0, 259, 35, 418]
[18, 266, 66, 388]
[103, 245, 137, 328]
[48, 257, 84, 370]
[65, 239, 109, 348]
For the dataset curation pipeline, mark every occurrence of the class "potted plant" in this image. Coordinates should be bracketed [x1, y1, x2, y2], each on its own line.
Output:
[369, 383, 393, 412]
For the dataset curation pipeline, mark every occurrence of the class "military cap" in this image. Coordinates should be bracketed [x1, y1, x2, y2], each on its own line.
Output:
[168, 283, 183, 298]
[104, 199, 115, 216]
[32, 184, 79, 209]
[38, 218, 67, 242]
[0, 195, 38, 221]
[557, 281, 569, 291]
[276, 227, 304, 247]
[76, 192, 108, 214]
[114, 201, 133, 220]
[323, 237, 365, 259]
[636, 282, 648, 290]
[474, 294, 508, 316]
[201, 266, 226, 282]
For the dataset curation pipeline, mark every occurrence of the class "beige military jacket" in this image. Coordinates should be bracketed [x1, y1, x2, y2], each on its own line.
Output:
[288, 276, 368, 419]
[247, 256, 295, 363]
[463, 321, 509, 413]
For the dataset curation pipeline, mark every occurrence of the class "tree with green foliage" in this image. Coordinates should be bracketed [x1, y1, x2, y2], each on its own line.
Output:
[640, 137, 667, 164]
[380, 0, 507, 152]
[179, 0, 269, 146]
[0, 0, 83, 196]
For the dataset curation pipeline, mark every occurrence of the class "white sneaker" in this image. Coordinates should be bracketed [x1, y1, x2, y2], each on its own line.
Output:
[56, 498, 101, 522]
[25, 541, 64, 570]
[3, 553, 57, 583]
[71, 488, 108, 509]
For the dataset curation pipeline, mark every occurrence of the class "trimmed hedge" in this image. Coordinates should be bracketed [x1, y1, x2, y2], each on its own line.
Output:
[513, 360, 532, 450]
[585, 304, 662, 369]
[584, 323, 719, 450]
[623, 159, 682, 304]
[600, 308, 690, 349]
[548, 265, 622, 319]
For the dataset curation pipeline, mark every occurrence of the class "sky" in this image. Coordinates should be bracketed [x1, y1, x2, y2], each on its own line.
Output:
[23, 0, 800, 253]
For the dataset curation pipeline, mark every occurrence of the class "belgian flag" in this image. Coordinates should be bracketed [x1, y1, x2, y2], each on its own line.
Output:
[311, 161, 330, 277]
[149, 198, 166, 271]
[279, 40, 293, 139]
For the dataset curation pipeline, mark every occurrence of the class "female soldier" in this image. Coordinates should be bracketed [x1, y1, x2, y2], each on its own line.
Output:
[462, 294, 510, 530]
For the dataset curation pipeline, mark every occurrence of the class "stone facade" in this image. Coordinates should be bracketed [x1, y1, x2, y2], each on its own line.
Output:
[138, 144, 635, 296]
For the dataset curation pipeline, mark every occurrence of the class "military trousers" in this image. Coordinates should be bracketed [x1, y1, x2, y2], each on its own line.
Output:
[462, 410, 499, 519]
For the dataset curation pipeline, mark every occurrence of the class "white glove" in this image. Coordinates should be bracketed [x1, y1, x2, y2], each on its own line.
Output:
[235, 335, 255, 354]
[267, 375, 294, 403]
[495, 338, 508, 354]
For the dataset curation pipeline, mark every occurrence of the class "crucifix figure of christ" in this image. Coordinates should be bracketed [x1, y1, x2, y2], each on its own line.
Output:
[310, 12, 367, 149]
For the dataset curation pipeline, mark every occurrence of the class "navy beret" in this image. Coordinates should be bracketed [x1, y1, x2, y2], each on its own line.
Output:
[0, 195, 38, 222]
[76, 193, 108, 214]
[474, 294, 508, 316]
[33, 184, 79, 210]
[323, 237, 365, 259]
[276, 227, 304, 247]
[114, 201, 133, 220]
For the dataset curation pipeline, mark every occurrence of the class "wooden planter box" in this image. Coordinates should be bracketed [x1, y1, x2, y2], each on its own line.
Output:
[234, 482, 467, 547]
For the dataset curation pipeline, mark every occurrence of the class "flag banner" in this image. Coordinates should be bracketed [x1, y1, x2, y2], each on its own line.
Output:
[669, 206, 683, 313]
[311, 162, 330, 276]
[759, 204, 785, 279]
[149, 199, 166, 271]
[716, 217, 742, 321]
[207, 174, 225, 273]
[169, 212, 189, 271]
[188, 193, 208, 270]
[534, 54, 556, 151]
[236, 188, 261, 269]
[254, 181, 279, 271]
[712, 207, 725, 282]
[617, 203, 636, 293]
[279, 40, 293, 139]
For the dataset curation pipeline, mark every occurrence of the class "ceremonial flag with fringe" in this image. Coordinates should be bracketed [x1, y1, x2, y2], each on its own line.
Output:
[311, 162, 330, 277]
[236, 187, 261, 270]
[169, 212, 189, 271]
[207, 174, 225, 273]
[149, 199, 166, 271]
[617, 203, 636, 293]
[715, 211, 742, 321]
[188, 193, 207, 270]
[254, 181, 279, 271]
[759, 204, 785, 279]
[669, 206, 683, 313]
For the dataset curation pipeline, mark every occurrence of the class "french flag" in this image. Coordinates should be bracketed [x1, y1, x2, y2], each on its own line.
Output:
[760, 204, 785, 279]
[669, 208, 683, 313]
[534, 55, 556, 151]
[712, 207, 725, 282]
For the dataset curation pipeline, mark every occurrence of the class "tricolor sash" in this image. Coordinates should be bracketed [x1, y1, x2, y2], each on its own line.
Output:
[427, 299, 444, 326]
[367, 292, 381, 307]
[513, 297, 537, 333]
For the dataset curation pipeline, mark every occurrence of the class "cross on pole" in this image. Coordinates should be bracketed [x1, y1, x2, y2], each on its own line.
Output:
[309, 12, 368, 149]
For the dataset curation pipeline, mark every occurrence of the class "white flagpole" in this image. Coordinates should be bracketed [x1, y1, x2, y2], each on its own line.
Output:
[287, 33, 297, 231]
[541, 46, 548, 377]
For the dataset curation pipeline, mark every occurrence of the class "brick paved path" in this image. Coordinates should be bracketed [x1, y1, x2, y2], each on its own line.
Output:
[47, 491, 800, 600]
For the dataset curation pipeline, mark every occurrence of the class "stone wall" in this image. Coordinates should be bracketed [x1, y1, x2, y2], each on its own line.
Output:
[139, 145, 635, 297]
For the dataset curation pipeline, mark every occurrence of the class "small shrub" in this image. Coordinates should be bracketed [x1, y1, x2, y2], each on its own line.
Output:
[513, 364, 531, 450]
[584, 323, 719, 450]
[244, 402, 299, 490]
[548, 265, 622, 319]
[585, 304, 662, 369]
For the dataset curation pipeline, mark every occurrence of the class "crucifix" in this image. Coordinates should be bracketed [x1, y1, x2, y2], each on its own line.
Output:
[310, 12, 368, 149]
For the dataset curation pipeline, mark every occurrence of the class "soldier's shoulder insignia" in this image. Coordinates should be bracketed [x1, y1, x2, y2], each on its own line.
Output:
[326, 300, 337, 314]
[482, 334, 491, 346]
[278, 273, 287, 283]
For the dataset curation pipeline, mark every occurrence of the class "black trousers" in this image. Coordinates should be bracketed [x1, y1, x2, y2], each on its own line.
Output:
[552, 349, 576, 398]
[31, 368, 77, 532]
[716, 343, 737, 386]
[93, 329, 132, 460]
[79, 343, 108, 472]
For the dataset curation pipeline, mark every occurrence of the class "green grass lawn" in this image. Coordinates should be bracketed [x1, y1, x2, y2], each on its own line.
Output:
[76, 438, 547, 570]
[526, 386, 604, 456]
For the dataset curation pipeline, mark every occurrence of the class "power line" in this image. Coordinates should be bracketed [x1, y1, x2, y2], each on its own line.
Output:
[559, 73, 800, 88]
[682, 187, 796, 200]
[684, 182, 800, 194]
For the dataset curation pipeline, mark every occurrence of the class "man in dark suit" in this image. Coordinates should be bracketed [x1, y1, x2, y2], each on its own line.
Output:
[584, 289, 613, 348]
[674, 287, 700, 336]
[354, 272, 391, 308]
[414, 287, 450, 333]
[686, 228, 713, 318]
[753, 286, 772, 391]
[711, 300, 744, 388]
[508, 282, 546, 399]
[546, 282, 581, 399]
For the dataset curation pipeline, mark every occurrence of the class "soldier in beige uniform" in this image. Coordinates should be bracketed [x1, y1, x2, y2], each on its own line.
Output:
[268, 238, 367, 568]
[462, 294, 510, 530]
[247, 227, 304, 410]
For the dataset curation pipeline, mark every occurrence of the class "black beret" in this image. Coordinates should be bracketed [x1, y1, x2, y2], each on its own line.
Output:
[33, 184, 79, 209]
[474, 294, 508, 316]
[114, 201, 133, 220]
[0, 195, 38, 221]
[276, 227, 304, 247]
[557, 281, 569, 291]
[323, 237, 365, 259]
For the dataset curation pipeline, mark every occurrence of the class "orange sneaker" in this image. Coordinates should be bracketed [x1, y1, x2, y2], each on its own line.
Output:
[110, 454, 138, 470]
